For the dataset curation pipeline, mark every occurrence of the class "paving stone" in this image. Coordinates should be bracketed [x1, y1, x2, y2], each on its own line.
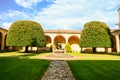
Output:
[41, 60, 75, 80]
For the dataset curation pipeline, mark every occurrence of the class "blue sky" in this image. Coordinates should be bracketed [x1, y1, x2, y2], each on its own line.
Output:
[0, 0, 120, 30]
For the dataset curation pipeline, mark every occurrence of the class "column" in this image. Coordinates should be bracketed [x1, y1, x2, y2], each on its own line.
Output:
[66, 37, 68, 44]
[107, 48, 112, 53]
[115, 34, 120, 53]
[1, 34, 6, 50]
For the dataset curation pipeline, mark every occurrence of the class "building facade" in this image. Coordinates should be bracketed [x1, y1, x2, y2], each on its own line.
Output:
[44, 30, 80, 52]
[0, 28, 120, 53]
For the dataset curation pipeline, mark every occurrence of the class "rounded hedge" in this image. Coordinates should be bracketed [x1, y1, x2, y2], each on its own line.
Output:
[6, 20, 46, 47]
[80, 21, 112, 48]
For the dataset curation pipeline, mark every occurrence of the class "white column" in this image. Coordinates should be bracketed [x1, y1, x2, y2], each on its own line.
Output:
[51, 37, 54, 45]
[66, 37, 68, 44]
[107, 48, 112, 53]
[51, 36, 55, 53]
[115, 34, 120, 53]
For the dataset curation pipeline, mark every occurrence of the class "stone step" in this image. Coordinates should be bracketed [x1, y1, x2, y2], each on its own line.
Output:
[54, 49, 65, 53]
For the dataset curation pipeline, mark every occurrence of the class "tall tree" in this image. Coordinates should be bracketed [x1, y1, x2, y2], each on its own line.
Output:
[6, 20, 46, 52]
[80, 21, 112, 53]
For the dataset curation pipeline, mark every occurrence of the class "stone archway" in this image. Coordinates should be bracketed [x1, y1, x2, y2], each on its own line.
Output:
[0, 32, 2, 50]
[68, 35, 79, 45]
[112, 35, 117, 52]
[68, 35, 80, 52]
[45, 35, 52, 47]
[4, 34, 9, 50]
[54, 35, 66, 49]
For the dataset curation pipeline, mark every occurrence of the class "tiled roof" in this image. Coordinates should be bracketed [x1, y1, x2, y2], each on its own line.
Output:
[44, 30, 81, 34]
[0, 27, 8, 32]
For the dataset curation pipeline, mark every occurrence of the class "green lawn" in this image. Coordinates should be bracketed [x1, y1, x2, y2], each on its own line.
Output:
[67, 52, 120, 60]
[67, 52, 120, 80]
[0, 52, 50, 80]
[1, 52, 120, 80]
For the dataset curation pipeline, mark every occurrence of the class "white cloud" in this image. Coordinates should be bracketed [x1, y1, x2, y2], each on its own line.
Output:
[1, 0, 120, 30]
[0, 10, 32, 29]
[0, 10, 31, 21]
[2, 22, 12, 29]
[15, 0, 43, 8]
[32, 0, 120, 29]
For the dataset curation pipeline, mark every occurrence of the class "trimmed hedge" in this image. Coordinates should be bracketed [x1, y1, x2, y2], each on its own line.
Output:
[80, 21, 112, 48]
[6, 20, 46, 47]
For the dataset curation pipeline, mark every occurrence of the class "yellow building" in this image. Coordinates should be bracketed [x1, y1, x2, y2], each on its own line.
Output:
[0, 27, 120, 53]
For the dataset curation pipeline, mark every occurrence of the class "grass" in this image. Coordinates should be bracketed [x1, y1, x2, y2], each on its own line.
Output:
[0, 52, 50, 80]
[67, 52, 120, 60]
[68, 60, 120, 80]
[1, 51, 120, 80]
[0, 51, 52, 57]
[67, 52, 120, 80]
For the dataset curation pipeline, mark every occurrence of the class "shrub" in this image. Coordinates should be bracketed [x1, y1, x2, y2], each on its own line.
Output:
[6, 20, 46, 52]
[80, 21, 112, 53]
[65, 43, 72, 53]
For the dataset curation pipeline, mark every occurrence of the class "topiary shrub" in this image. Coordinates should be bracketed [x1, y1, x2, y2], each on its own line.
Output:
[65, 43, 72, 53]
[80, 21, 113, 53]
[6, 20, 46, 52]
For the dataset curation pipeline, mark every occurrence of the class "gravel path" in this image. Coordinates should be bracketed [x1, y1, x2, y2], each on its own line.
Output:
[41, 60, 75, 80]
[36, 53, 80, 60]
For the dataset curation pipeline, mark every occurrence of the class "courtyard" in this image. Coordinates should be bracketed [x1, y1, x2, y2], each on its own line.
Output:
[1, 0, 120, 80]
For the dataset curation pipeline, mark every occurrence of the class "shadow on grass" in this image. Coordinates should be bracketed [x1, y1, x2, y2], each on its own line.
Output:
[19, 53, 38, 57]
[80, 52, 120, 56]
[19, 52, 52, 58]
[67, 60, 120, 80]
[0, 56, 50, 80]
[0, 50, 18, 53]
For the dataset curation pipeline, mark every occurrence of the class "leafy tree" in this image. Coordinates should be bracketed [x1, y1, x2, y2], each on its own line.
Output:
[6, 20, 46, 52]
[80, 21, 112, 53]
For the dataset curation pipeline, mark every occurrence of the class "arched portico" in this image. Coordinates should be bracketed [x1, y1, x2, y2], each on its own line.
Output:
[111, 29, 120, 53]
[44, 30, 81, 52]
[45, 35, 52, 47]
[68, 35, 80, 52]
[112, 35, 117, 52]
[54, 35, 66, 49]
[68, 35, 80, 45]
[0, 28, 8, 50]
[0, 32, 2, 49]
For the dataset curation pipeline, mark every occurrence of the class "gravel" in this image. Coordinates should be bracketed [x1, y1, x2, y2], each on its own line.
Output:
[41, 60, 75, 80]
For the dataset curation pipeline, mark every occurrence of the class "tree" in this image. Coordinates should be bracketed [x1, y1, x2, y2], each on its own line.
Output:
[80, 21, 112, 53]
[6, 20, 46, 52]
